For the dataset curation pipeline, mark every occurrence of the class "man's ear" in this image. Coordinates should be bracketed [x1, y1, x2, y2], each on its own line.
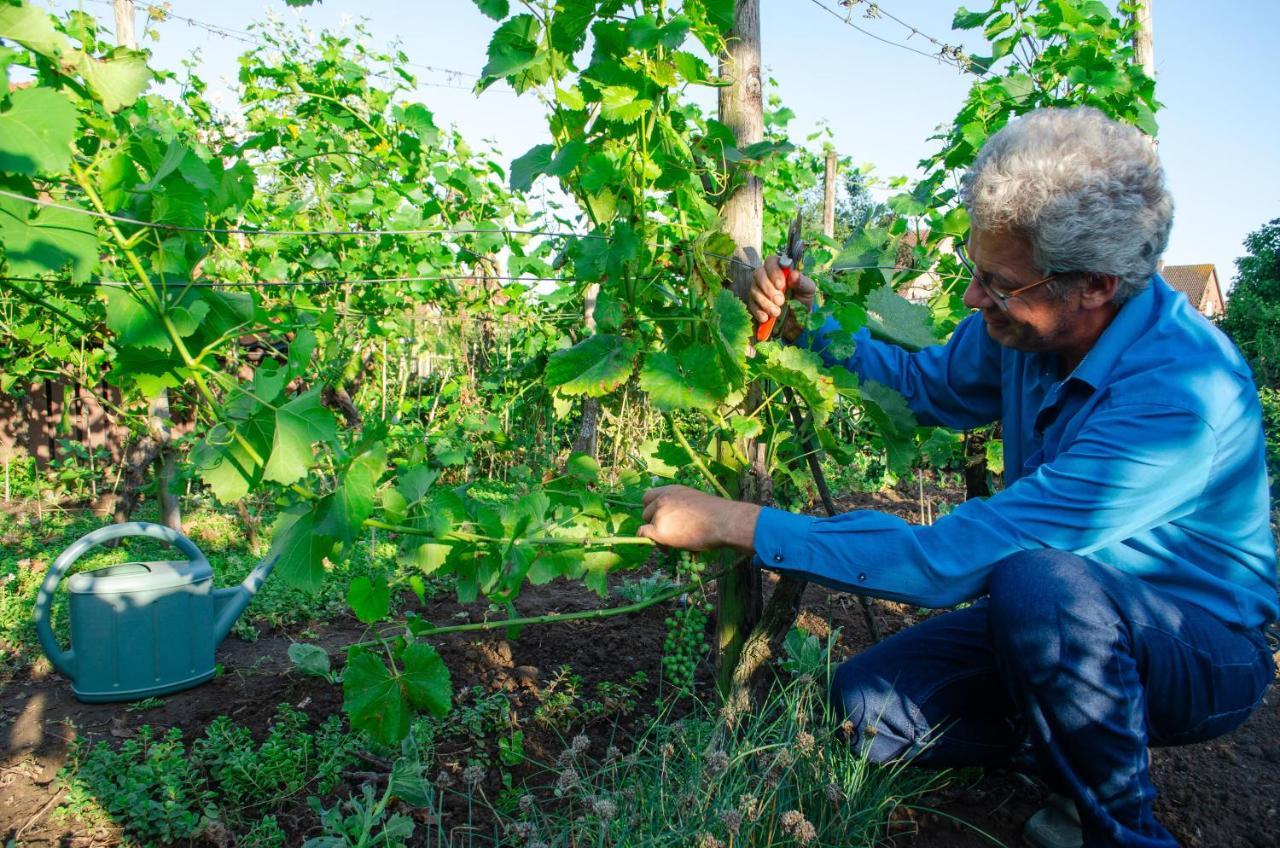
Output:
[1080, 273, 1119, 309]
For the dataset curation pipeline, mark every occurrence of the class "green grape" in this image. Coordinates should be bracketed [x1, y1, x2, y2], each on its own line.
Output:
[661, 587, 709, 696]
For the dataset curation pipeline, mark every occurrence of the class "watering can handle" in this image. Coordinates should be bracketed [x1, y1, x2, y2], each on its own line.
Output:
[33, 522, 210, 679]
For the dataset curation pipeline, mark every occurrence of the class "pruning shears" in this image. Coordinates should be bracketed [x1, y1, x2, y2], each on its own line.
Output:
[755, 211, 806, 342]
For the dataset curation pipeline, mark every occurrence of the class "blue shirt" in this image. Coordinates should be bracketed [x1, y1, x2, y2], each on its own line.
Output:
[753, 276, 1278, 629]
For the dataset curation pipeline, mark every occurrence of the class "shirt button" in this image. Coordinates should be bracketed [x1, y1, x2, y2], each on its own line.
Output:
[858, 572, 867, 582]
[773, 553, 784, 563]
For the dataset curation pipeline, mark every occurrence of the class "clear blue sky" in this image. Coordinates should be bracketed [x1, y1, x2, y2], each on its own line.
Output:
[45, 0, 1280, 290]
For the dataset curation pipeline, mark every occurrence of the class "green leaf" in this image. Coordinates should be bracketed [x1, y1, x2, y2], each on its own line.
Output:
[698, 0, 735, 33]
[472, 0, 509, 20]
[320, 443, 386, 544]
[0, 197, 97, 281]
[343, 646, 410, 746]
[549, 0, 595, 54]
[865, 286, 938, 352]
[639, 347, 726, 412]
[75, 49, 151, 113]
[985, 438, 1005, 475]
[859, 380, 918, 439]
[546, 140, 589, 177]
[288, 643, 332, 679]
[268, 505, 335, 593]
[509, 143, 553, 192]
[263, 388, 339, 485]
[711, 289, 751, 384]
[481, 14, 542, 79]
[0, 88, 76, 176]
[398, 103, 439, 143]
[401, 642, 452, 718]
[600, 85, 651, 123]
[757, 344, 836, 425]
[951, 6, 991, 29]
[544, 333, 639, 397]
[103, 287, 170, 352]
[347, 574, 390, 624]
[0, 3, 72, 59]
[566, 451, 600, 483]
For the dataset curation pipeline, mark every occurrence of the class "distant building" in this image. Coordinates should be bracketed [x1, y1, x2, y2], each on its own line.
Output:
[1158, 262, 1225, 318]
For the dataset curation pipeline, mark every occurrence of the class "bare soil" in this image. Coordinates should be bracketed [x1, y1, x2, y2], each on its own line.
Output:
[2, 484, 1277, 846]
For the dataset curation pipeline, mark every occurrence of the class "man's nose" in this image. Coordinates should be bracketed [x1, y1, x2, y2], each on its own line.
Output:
[962, 276, 992, 310]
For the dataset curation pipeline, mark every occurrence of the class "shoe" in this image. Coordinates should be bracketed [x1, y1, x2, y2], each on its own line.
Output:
[1024, 794, 1083, 848]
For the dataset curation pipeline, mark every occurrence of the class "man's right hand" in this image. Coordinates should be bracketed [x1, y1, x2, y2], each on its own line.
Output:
[750, 256, 817, 342]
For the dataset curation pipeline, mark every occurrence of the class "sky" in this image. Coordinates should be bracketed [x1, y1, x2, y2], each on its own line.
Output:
[42, 0, 1280, 290]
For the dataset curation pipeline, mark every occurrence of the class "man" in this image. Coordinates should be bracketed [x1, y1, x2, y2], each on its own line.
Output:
[636, 107, 1277, 848]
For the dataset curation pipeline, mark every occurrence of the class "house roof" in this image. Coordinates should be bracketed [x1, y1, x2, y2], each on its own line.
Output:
[1160, 264, 1218, 308]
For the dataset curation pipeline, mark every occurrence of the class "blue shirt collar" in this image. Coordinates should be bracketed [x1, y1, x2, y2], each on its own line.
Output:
[1065, 274, 1161, 389]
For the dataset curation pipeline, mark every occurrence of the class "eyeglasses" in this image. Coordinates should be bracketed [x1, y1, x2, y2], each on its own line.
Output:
[956, 243, 1057, 313]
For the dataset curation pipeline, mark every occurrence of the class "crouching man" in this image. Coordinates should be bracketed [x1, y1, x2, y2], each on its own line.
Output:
[637, 107, 1276, 848]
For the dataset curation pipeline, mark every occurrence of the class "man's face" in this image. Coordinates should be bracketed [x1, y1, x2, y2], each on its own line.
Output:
[962, 226, 1074, 354]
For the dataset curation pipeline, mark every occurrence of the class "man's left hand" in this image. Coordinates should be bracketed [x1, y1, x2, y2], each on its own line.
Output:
[638, 485, 760, 553]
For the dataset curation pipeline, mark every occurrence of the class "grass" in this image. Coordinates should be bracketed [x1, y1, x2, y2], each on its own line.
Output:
[466, 633, 945, 848]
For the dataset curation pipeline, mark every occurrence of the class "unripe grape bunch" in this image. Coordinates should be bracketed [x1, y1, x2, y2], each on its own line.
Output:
[662, 551, 710, 695]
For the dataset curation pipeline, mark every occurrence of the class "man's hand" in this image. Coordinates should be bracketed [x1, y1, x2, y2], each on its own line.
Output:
[750, 256, 818, 342]
[638, 485, 761, 554]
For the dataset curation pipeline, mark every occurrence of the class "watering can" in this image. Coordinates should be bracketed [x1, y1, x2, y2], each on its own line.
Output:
[33, 522, 277, 703]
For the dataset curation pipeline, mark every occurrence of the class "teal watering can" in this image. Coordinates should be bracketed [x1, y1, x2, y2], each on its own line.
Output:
[33, 522, 277, 703]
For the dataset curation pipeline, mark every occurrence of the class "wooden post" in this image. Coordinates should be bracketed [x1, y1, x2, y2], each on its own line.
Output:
[113, 0, 136, 49]
[1132, 0, 1157, 147]
[715, 0, 766, 700]
[719, 0, 764, 302]
[822, 148, 838, 239]
[572, 284, 602, 459]
[1132, 0, 1154, 82]
[150, 392, 182, 531]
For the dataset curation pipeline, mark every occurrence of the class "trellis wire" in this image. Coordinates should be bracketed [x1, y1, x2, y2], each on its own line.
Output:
[806, 0, 972, 73]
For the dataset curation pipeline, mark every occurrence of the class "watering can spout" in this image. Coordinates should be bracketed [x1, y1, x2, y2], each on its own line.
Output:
[212, 553, 280, 644]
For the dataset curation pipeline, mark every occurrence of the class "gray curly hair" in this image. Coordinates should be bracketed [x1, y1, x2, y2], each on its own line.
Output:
[960, 107, 1173, 304]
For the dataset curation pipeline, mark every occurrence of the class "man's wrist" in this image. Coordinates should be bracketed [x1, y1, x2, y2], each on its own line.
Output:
[721, 501, 762, 553]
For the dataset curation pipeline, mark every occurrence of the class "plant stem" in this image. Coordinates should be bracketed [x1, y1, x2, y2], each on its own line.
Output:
[348, 571, 721, 650]
[670, 418, 733, 499]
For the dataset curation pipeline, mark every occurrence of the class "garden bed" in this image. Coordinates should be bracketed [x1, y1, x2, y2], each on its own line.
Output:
[2, 490, 1277, 846]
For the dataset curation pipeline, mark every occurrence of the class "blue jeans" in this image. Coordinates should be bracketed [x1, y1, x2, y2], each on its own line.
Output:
[829, 550, 1274, 848]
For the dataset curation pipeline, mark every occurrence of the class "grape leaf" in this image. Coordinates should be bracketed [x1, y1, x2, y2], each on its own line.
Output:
[262, 389, 339, 485]
[509, 143, 553, 192]
[710, 288, 751, 384]
[319, 444, 386, 544]
[401, 642, 452, 717]
[347, 574, 390, 624]
[343, 646, 411, 746]
[0, 197, 98, 281]
[639, 347, 726, 412]
[865, 286, 939, 352]
[268, 504, 335, 593]
[544, 333, 640, 397]
[481, 14, 541, 79]
[0, 88, 76, 176]
[859, 380, 918, 440]
[103, 287, 170, 352]
[757, 344, 836, 425]
[0, 3, 71, 59]
[471, 0, 509, 20]
[75, 49, 151, 113]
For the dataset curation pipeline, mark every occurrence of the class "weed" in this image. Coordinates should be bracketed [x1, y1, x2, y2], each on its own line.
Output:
[56, 704, 362, 846]
[493, 637, 944, 847]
